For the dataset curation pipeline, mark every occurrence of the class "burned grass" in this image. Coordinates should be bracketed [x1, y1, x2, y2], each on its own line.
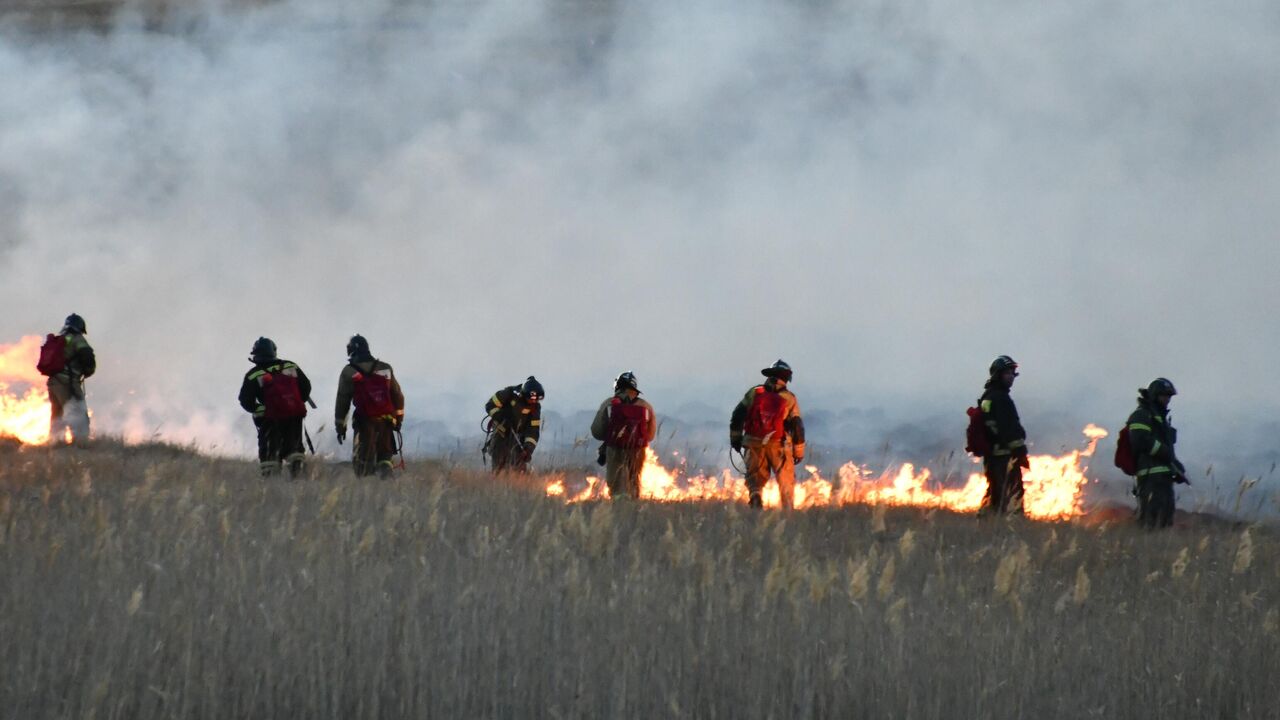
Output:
[0, 442, 1276, 718]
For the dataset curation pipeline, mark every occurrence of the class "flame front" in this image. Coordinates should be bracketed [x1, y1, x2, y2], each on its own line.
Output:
[546, 425, 1108, 520]
[0, 336, 52, 445]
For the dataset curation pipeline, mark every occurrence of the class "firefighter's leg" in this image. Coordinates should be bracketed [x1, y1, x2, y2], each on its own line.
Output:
[604, 446, 625, 498]
[1136, 478, 1155, 528]
[283, 419, 306, 476]
[47, 380, 67, 444]
[1004, 461, 1026, 516]
[1151, 478, 1175, 528]
[511, 442, 531, 474]
[352, 417, 374, 477]
[623, 448, 645, 498]
[257, 420, 281, 477]
[375, 420, 396, 479]
[772, 444, 795, 510]
[980, 457, 1006, 517]
[744, 446, 768, 508]
[489, 432, 512, 473]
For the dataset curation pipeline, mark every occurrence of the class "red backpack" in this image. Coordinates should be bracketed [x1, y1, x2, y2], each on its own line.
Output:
[351, 363, 397, 418]
[260, 366, 307, 420]
[965, 404, 991, 457]
[744, 386, 787, 442]
[1114, 425, 1137, 476]
[36, 334, 66, 376]
[606, 398, 651, 448]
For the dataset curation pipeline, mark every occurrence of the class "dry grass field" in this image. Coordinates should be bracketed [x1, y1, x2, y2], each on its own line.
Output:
[0, 440, 1276, 719]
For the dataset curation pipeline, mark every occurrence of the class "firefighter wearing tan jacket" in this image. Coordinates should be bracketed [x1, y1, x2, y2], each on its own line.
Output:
[730, 360, 806, 509]
[41, 313, 95, 445]
[590, 372, 658, 499]
[335, 335, 405, 479]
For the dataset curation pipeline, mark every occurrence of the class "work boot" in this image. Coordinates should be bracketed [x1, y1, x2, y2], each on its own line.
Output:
[748, 493, 763, 509]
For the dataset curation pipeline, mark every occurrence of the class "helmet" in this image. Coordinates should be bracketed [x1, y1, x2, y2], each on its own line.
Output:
[63, 313, 86, 334]
[521, 376, 545, 402]
[346, 334, 371, 360]
[614, 371, 640, 393]
[1147, 378, 1177, 397]
[989, 355, 1019, 376]
[250, 337, 278, 361]
[761, 359, 793, 382]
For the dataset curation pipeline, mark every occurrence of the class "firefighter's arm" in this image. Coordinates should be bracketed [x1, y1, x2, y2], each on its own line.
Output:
[645, 401, 659, 443]
[388, 367, 406, 428]
[785, 399, 806, 460]
[334, 368, 354, 429]
[238, 376, 262, 416]
[1127, 419, 1166, 462]
[590, 400, 609, 442]
[295, 366, 313, 405]
[728, 391, 752, 449]
[523, 406, 542, 450]
[75, 342, 96, 379]
[485, 390, 505, 418]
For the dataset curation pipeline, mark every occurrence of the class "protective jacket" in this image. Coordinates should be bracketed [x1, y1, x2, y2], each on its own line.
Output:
[239, 360, 312, 419]
[730, 379, 805, 457]
[335, 359, 405, 427]
[47, 331, 96, 397]
[591, 393, 658, 448]
[1126, 391, 1183, 480]
[980, 382, 1026, 458]
[485, 385, 542, 450]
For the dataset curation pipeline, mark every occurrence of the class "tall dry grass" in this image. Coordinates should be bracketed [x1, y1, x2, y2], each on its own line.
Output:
[0, 440, 1276, 718]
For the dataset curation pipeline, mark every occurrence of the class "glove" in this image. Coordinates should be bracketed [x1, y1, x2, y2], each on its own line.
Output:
[393, 415, 404, 431]
[1014, 448, 1030, 469]
[793, 452, 804, 465]
[336, 424, 346, 445]
[596, 445, 607, 467]
[519, 445, 534, 462]
[730, 438, 743, 452]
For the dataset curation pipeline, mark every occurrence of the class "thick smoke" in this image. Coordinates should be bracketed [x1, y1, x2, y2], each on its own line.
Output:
[1, 0, 1278, 503]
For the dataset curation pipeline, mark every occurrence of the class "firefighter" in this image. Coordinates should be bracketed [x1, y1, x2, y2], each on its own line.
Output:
[42, 313, 95, 445]
[238, 337, 312, 477]
[729, 360, 806, 509]
[590, 372, 658, 499]
[979, 355, 1029, 517]
[335, 335, 405, 479]
[1126, 378, 1187, 528]
[484, 376, 544, 473]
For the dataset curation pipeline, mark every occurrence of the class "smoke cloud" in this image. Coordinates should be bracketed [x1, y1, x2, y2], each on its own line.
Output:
[1, 0, 1278, 501]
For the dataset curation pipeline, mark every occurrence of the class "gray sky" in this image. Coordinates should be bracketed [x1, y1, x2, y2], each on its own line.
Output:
[1, 0, 1278, 469]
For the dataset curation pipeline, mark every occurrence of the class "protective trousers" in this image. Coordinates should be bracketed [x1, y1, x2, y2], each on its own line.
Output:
[604, 446, 645, 499]
[353, 416, 396, 478]
[255, 418, 305, 476]
[489, 431, 530, 473]
[745, 443, 795, 509]
[47, 376, 90, 445]
[981, 456, 1025, 517]
[1137, 475, 1175, 528]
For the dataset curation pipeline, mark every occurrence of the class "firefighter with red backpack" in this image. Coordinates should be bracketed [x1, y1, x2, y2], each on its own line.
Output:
[238, 337, 313, 477]
[37, 313, 95, 445]
[334, 335, 405, 479]
[729, 360, 806, 509]
[1120, 378, 1187, 528]
[590, 372, 658, 499]
[483, 377, 544, 473]
[972, 355, 1029, 517]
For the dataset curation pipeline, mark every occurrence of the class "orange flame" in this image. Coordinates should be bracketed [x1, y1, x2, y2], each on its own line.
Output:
[0, 336, 52, 445]
[546, 425, 1109, 520]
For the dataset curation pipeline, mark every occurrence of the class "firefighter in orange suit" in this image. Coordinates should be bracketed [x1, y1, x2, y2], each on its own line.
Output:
[729, 360, 806, 509]
[590, 372, 658, 499]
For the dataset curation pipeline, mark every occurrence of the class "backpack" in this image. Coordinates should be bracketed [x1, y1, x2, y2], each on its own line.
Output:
[351, 362, 397, 418]
[1114, 425, 1137, 476]
[260, 365, 307, 420]
[36, 334, 66, 376]
[605, 397, 651, 448]
[965, 404, 991, 457]
[744, 386, 788, 442]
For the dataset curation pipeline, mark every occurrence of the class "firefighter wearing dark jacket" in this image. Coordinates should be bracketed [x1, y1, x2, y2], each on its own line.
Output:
[335, 335, 405, 479]
[590, 372, 658, 499]
[730, 360, 806, 510]
[238, 337, 312, 477]
[979, 355, 1029, 517]
[484, 376, 544, 473]
[1127, 378, 1187, 529]
[44, 313, 96, 445]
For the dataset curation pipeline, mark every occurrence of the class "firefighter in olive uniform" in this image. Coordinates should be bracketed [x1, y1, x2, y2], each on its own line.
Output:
[41, 313, 96, 445]
[484, 376, 544, 473]
[335, 335, 405, 479]
[590, 372, 658, 499]
[978, 355, 1029, 517]
[730, 360, 806, 509]
[238, 337, 312, 477]
[1126, 378, 1187, 528]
